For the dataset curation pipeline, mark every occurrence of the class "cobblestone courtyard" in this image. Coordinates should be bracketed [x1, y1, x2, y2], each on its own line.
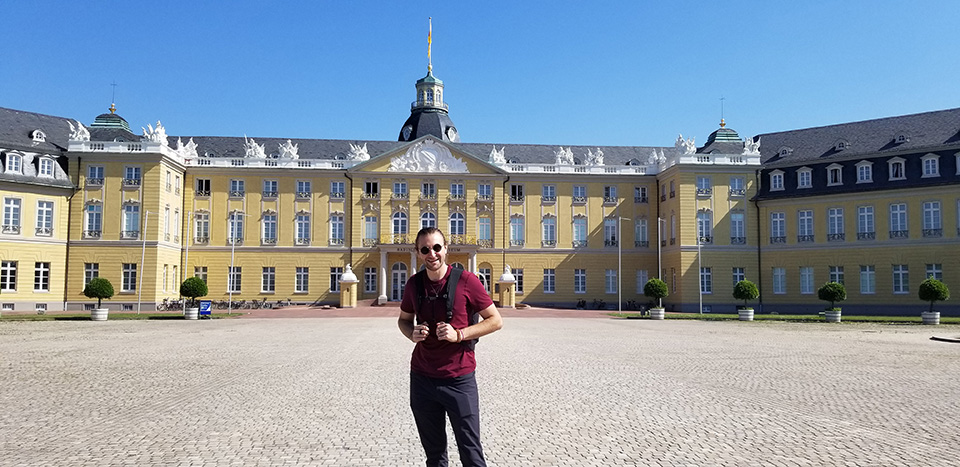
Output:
[2, 317, 959, 466]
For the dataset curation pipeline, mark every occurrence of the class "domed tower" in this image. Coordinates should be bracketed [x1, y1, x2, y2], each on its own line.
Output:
[88, 103, 138, 142]
[699, 118, 744, 153]
[398, 20, 459, 143]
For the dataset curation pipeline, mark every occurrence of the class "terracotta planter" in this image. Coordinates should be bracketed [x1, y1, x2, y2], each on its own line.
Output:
[90, 308, 109, 321]
[649, 307, 665, 320]
[738, 307, 754, 321]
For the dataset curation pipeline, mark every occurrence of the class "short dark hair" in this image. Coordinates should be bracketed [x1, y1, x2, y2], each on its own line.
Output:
[415, 227, 446, 248]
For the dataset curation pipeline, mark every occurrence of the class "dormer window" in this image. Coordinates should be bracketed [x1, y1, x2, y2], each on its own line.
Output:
[770, 170, 785, 191]
[778, 147, 791, 157]
[888, 157, 906, 181]
[921, 154, 940, 178]
[114, 137, 125, 143]
[896, 134, 908, 144]
[38, 158, 54, 177]
[834, 140, 848, 151]
[31, 130, 46, 142]
[797, 167, 812, 188]
[856, 161, 873, 183]
[5, 154, 22, 174]
[827, 164, 843, 186]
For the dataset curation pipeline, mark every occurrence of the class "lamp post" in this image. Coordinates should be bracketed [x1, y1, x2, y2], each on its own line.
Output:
[137, 211, 156, 314]
[228, 212, 249, 311]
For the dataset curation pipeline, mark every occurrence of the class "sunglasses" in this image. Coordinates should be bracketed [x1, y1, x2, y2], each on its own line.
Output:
[419, 244, 443, 255]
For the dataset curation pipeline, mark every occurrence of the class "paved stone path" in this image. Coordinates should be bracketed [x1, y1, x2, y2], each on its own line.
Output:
[1, 318, 959, 466]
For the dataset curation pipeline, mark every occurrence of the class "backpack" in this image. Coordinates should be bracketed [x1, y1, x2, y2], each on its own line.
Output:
[412, 267, 479, 350]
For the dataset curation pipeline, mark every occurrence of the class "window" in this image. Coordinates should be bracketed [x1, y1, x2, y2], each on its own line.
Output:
[772, 268, 786, 294]
[262, 214, 277, 243]
[892, 264, 909, 294]
[830, 266, 845, 285]
[36, 201, 53, 235]
[770, 212, 785, 243]
[696, 176, 712, 196]
[543, 269, 555, 293]
[860, 266, 875, 294]
[696, 210, 713, 243]
[670, 213, 676, 245]
[364, 181, 379, 197]
[510, 216, 525, 246]
[420, 212, 436, 229]
[449, 181, 465, 199]
[87, 165, 105, 184]
[124, 166, 141, 184]
[163, 207, 170, 240]
[541, 185, 556, 202]
[195, 266, 207, 284]
[730, 212, 745, 244]
[574, 269, 586, 293]
[635, 219, 648, 247]
[635, 186, 648, 203]
[262, 267, 275, 292]
[661, 184, 667, 201]
[392, 180, 407, 199]
[39, 158, 54, 177]
[856, 161, 873, 183]
[827, 164, 843, 186]
[926, 264, 943, 281]
[330, 181, 345, 198]
[922, 154, 940, 178]
[510, 184, 524, 202]
[1, 261, 17, 291]
[122, 263, 137, 292]
[229, 267, 242, 292]
[421, 182, 436, 199]
[297, 180, 313, 197]
[195, 178, 211, 196]
[228, 212, 244, 243]
[770, 171, 784, 191]
[799, 267, 814, 294]
[85, 204, 102, 236]
[449, 213, 465, 236]
[603, 185, 617, 203]
[478, 268, 492, 293]
[296, 214, 311, 244]
[392, 212, 408, 235]
[732, 267, 745, 286]
[729, 177, 745, 197]
[3, 198, 21, 232]
[605, 269, 617, 294]
[888, 158, 905, 180]
[330, 267, 344, 292]
[604, 218, 617, 247]
[6, 154, 22, 173]
[166, 171, 172, 192]
[514, 268, 524, 294]
[122, 204, 140, 238]
[636, 270, 648, 294]
[798, 210, 813, 241]
[889, 203, 908, 237]
[477, 183, 492, 200]
[330, 214, 344, 244]
[229, 179, 245, 197]
[296, 267, 310, 293]
[922, 201, 942, 237]
[195, 212, 210, 242]
[573, 185, 586, 203]
[478, 217, 492, 244]
[797, 168, 812, 188]
[699, 268, 712, 294]
[84, 263, 99, 287]
[174, 175, 180, 193]
[828, 208, 844, 241]
[262, 180, 278, 197]
[364, 216, 378, 243]
[669, 181, 675, 198]
[857, 206, 875, 240]
[572, 217, 587, 247]
[162, 264, 168, 291]
[359, 266, 378, 293]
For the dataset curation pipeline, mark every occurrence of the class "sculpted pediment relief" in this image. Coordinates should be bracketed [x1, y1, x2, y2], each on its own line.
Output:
[389, 138, 468, 173]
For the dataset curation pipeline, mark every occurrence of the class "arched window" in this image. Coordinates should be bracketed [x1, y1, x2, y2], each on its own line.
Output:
[420, 212, 436, 229]
[449, 212, 465, 235]
[392, 212, 408, 234]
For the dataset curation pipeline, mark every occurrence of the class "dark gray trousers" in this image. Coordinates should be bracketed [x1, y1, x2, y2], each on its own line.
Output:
[410, 371, 486, 467]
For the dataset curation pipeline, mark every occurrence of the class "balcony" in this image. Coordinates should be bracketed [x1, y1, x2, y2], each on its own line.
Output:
[389, 234, 410, 244]
[770, 236, 786, 244]
[661, 240, 667, 246]
[175, 187, 180, 195]
[889, 230, 909, 239]
[635, 240, 649, 248]
[329, 238, 345, 246]
[448, 194, 466, 201]
[262, 191, 279, 199]
[605, 239, 618, 247]
[122, 178, 141, 187]
[730, 236, 746, 245]
[541, 240, 557, 248]
[195, 190, 210, 197]
[477, 239, 493, 248]
[194, 236, 209, 244]
[361, 193, 379, 200]
[669, 238, 675, 245]
[295, 237, 311, 246]
[572, 196, 586, 204]
[509, 195, 524, 204]
[296, 191, 312, 199]
[923, 229, 943, 238]
[166, 183, 172, 192]
[420, 193, 437, 201]
[330, 192, 345, 200]
[541, 195, 556, 204]
[83, 230, 101, 239]
[1, 225, 20, 234]
[661, 194, 667, 202]
[669, 191, 675, 198]
[827, 233, 845, 242]
[391, 193, 409, 200]
[509, 239, 525, 247]
[476, 194, 493, 202]
[173, 235, 179, 243]
[696, 188, 712, 197]
[698, 236, 713, 244]
[729, 188, 746, 197]
[86, 178, 104, 187]
[229, 190, 245, 198]
[362, 238, 379, 247]
[797, 235, 815, 243]
[262, 237, 277, 245]
[573, 240, 587, 248]
[602, 196, 617, 205]
[164, 233, 170, 242]
[634, 196, 648, 203]
[857, 232, 876, 240]
[449, 234, 470, 245]
[120, 230, 140, 239]
[227, 237, 244, 245]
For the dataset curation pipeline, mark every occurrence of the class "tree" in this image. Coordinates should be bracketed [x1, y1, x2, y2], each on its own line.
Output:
[918, 278, 950, 313]
[732, 280, 760, 308]
[180, 277, 209, 308]
[644, 278, 669, 308]
[83, 278, 114, 309]
[817, 282, 846, 310]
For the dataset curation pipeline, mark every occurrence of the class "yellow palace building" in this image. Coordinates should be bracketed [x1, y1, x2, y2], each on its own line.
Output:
[0, 66, 957, 314]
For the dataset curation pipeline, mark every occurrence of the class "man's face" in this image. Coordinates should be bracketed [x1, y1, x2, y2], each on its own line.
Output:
[417, 232, 447, 272]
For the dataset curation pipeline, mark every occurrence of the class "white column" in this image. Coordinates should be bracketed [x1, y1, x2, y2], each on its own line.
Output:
[410, 251, 417, 273]
[468, 252, 476, 272]
[378, 250, 388, 304]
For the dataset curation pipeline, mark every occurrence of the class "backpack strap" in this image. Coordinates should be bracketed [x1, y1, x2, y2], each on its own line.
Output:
[443, 267, 463, 323]
[412, 270, 425, 325]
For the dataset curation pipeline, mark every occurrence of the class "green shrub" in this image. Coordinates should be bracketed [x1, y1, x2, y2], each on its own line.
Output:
[83, 278, 114, 308]
[180, 277, 209, 308]
[733, 280, 759, 308]
[644, 278, 669, 307]
[918, 278, 950, 313]
[817, 282, 846, 309]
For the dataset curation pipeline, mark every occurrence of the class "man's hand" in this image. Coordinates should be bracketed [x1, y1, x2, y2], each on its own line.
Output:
[435, 321, 458, 342]
[411, 323, 430, 343]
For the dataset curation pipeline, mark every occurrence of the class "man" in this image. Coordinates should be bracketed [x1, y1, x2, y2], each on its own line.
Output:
[398, 227, 503, 467]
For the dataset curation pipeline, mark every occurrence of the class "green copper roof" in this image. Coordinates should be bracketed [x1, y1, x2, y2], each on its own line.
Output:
[706, 127, 741, 145]
[417, 70, 442, 85]
[90, 112, 131, 132]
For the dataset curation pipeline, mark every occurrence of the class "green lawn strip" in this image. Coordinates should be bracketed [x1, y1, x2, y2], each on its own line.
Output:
[608, 312, 960, 324]
[0, 312, 242, 321]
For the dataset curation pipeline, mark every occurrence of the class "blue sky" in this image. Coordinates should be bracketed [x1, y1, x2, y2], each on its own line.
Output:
[2, 1, 959, 147]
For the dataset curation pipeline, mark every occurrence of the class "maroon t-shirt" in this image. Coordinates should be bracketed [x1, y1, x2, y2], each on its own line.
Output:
[401, 267, 493, 379]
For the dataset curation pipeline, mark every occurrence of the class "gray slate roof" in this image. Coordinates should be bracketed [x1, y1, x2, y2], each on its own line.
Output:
[0, 106, 73, 153]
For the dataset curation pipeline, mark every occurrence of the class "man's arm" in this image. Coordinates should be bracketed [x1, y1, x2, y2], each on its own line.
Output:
[399, 310, 429, 343]
[437, 304, 503, 343]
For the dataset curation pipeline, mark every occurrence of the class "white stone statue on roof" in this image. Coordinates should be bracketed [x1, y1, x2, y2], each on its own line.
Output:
[488, 146, 506, 166]
[348, 143, 370, 161]
[142, 121, 168, 145]
[279, 139, 300, 159]
[244, 136, 267, 158]
[67, 120, 90, 141]
[585, 148, 604, 166]
[743, 136, 761, 156]
[175, 137, 198, 159]
[647, 148, 666, 165]
[554, 146, 574, 165]
[675, 134, 696, 155]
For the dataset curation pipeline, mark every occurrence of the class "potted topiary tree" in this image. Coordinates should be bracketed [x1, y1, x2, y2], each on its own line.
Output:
[733, 280, 760, 321]
[818, 281, 846, 323]
[918, 277, 950, 325]
[180, 277, 209, 320]
[83, 277, 114, 321]
[644, 278, 669, 320]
